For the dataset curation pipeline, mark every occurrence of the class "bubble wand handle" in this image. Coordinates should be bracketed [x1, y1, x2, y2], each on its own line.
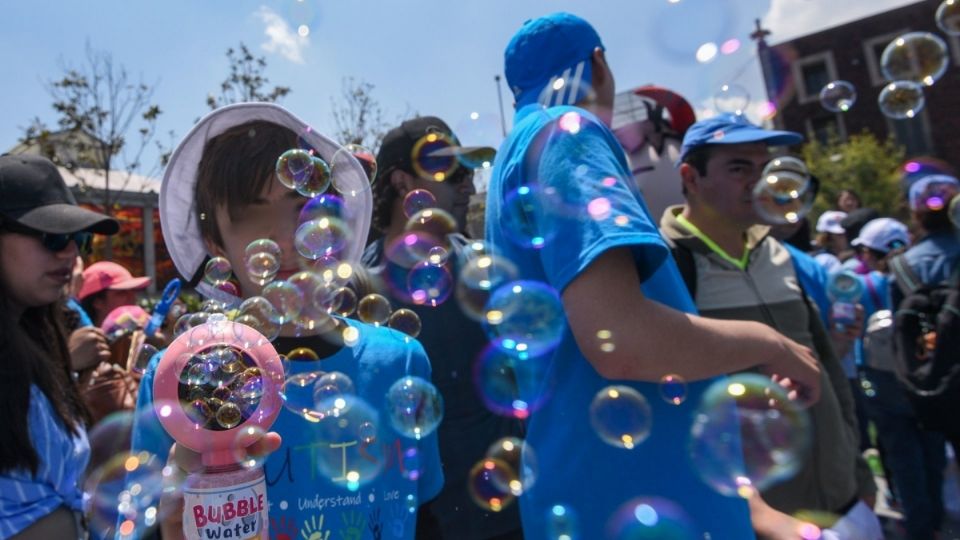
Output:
[145, 278, 181, 337]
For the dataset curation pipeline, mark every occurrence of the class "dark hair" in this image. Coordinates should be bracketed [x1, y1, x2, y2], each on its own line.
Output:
[837, 189, 862, 209]
[681, 145, 713, 177]
[915, 206, 954, 233]
[195, 121, 300, 247]
[0, 251, 89, 474]
[372, 167, 400, 234]
[79, 289, 107, 325]
[781, 218, 812, 251]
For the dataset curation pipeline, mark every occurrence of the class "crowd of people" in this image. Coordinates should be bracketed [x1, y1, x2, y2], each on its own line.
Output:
[1, 11, 959, 540]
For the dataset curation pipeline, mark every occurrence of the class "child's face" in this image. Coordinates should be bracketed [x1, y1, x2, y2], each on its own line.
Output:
[207, 179, 307, 298]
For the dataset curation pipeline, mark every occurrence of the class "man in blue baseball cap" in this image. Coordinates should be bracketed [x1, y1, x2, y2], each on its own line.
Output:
[662, 114, 882, 535]
[486, 13, 823, 539]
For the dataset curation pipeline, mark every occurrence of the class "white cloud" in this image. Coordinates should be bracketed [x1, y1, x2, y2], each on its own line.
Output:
[254, 6, 308, 64]
[763, 0, 919, 44]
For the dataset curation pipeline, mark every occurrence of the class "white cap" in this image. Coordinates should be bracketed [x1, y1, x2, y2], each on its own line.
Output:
[815, 210, 847, 234]
[851, 217, 909, 253]
[160, 103, 372, 304]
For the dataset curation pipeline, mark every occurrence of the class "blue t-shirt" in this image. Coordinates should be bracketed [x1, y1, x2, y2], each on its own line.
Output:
[484, 104, 753, 539]
[131, 319, 443, 540]
[66, 297, 94, 328]
[0, 386, 90, 539]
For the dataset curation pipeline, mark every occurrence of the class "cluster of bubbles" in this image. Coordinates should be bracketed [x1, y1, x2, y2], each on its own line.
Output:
[83, 409, 180, 538]
[813, 4, 955, 120]
[177, 344, 264, 430]
[752, 156, 815, 225]
[467, 437, 539, 512]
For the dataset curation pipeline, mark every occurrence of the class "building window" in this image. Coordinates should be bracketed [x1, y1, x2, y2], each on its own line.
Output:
[886, 108, 933, 157]
[863, 30, 910, 86]
[805, 114, 846, 145]
[792, 52, 838, 104]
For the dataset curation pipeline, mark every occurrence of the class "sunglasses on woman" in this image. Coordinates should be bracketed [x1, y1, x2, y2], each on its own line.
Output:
[1, 219, 92, 253]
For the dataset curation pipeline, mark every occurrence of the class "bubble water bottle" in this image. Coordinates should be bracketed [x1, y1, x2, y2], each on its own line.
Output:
[153, 314, 284, 540]
[827, 270, 865, 332]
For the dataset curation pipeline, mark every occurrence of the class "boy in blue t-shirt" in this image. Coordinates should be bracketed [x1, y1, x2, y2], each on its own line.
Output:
[130, 103, 442, 540]
[488, 13, 824, 539]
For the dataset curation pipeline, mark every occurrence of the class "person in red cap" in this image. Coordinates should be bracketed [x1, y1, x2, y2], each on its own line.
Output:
[77, 260, 151, 327]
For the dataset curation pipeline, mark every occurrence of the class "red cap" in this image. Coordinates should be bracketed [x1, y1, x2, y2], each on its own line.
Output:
[78, 261, 151, 300]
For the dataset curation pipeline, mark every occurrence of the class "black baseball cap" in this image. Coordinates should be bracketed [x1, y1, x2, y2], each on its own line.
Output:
[840, 207, 879, 244]
[0, 154, 118, 234]
[376, 116, 492, 182]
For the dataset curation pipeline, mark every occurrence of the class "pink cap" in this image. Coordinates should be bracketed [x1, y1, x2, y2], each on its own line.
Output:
[78, 261, 151, 300]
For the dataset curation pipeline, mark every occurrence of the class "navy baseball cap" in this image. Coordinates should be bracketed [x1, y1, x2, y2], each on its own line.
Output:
[505, 13, 604, 109]
[678, 113, 803, 165]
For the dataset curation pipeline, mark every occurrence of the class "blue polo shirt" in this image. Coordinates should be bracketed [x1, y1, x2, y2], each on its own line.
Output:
[484, 104, 753, 539]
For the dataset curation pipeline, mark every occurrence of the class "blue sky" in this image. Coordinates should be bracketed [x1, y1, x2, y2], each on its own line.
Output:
[1, 0, 917, 176]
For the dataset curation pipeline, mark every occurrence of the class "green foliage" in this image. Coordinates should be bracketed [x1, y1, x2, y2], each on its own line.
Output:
[802, 131, 907, 222]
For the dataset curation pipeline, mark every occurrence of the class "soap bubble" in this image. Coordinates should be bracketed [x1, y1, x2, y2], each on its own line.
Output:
[818, 81, 857, 113]
[312, 371, 356, 416]
[713, 84, 750, 114]
[298, 193, 350, 225]
[880, 32, 949, 86]
[502, 184, 557, 250]
[473, 341, 553, 419]
[280, 371, 324, 421]
[689, 373, 812, 498]
[261, 281, 304, 324]
[314, 395, 384, 488]
[411, 132, 461, 182]
[244, 239, 281, 286]
[407, 260, 453, 307]
[329, 286, 358, 317]
[275, 148, 314, 189]
[203, 257, 232, 286]
[546, 504, 581, 540]
[388, 308, 422, 338]
[456, 253, 519, 321]
[357, 294, 392, 326]
[752, 157, 815, 225]
[235, 296, 282, 341]
[386, 376, 444, 439]
[589, 385, 653, 450]
[484, 280, 565, 359]
[878, 80, 926, 119]
[467, 458, 515, 512]
[294, 217, 350, 260]
[403, 189, 437, 218]
[606, 497, 699, 540]
[937, 0, 960, 36]
[294, 156, 332, 197]
[659, 374, 688, 405]
[485, 437, 538, 496]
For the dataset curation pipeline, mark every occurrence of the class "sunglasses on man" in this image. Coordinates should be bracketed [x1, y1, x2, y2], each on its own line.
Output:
[1, 219, 92, 253]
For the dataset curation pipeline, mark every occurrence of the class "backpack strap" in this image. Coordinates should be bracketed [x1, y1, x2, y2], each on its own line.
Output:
[890, 253, 923, 297]
[668, 239, 698, 300]
[863, 273, 886, 311]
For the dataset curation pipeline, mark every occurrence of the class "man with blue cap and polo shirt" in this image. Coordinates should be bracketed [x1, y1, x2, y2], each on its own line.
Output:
[662, 113, 881, 538]
[485, 13, 823, 539]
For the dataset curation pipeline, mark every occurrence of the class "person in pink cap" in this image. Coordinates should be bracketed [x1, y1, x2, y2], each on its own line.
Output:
[77, 260, 151, 326]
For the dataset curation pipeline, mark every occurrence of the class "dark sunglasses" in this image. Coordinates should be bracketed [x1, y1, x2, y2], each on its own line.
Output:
[1, 220, 92, 253]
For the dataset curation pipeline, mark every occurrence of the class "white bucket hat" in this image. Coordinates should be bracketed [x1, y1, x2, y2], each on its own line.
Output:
[160, 103, 372, 305]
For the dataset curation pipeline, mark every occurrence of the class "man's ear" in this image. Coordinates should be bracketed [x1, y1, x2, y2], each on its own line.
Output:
[390, 168, 416, 197]
[591, 47, 609, 88]
[679, 162, 700, 197]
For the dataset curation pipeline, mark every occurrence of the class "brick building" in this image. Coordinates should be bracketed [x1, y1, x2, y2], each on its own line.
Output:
[759, 0, 960, 167]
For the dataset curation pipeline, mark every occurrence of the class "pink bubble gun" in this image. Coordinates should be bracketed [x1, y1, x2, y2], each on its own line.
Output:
[153, 315, 284, 540]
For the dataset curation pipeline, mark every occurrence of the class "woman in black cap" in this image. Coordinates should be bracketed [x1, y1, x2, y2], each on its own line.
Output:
[0, 154, 118, 539]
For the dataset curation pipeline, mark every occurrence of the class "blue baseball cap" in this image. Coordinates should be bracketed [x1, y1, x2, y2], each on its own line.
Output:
[678, 113, 803, 165]
[504, 13, 604, 110]
[908, 174, 960, 211]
